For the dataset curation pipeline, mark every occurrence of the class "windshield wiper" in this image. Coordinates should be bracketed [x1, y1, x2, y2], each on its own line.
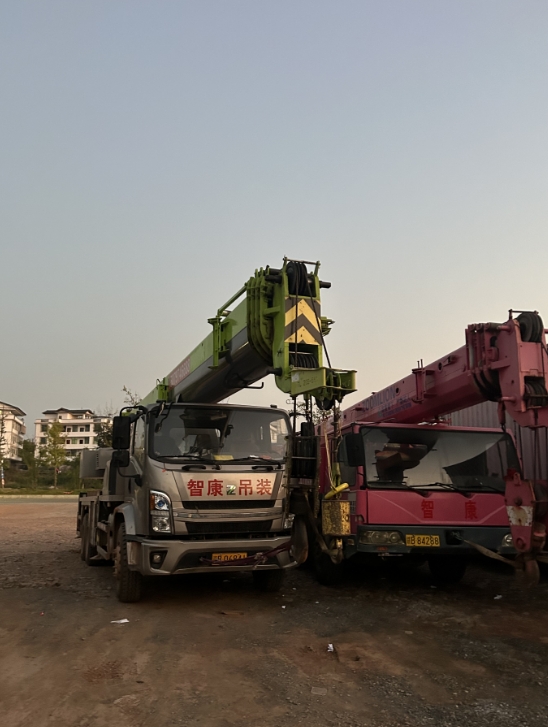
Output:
[367, 480, 429, 497]
[159, 454, 221, 468]
[181, 463, 222, 471]
[409, 482, 471, 496]
[232, 456, 283, 469]
[159, 453, 214, 461]
[457, 483, 504, 494]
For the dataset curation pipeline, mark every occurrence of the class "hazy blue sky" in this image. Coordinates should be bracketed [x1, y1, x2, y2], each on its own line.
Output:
[1, 1, 547, 429]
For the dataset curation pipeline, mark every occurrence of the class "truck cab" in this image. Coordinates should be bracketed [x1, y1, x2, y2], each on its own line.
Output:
[78, 403, 296, 601]
[317, 422, 520, 584]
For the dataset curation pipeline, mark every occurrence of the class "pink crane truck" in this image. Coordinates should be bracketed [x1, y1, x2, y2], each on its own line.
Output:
[315, 311, 548, 586]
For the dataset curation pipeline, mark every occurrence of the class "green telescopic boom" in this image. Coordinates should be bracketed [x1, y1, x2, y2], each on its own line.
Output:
[140, 258, 356, 409]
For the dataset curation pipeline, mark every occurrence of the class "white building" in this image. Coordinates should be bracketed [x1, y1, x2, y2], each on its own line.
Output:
[0, 402, 26, 464]
[35, 408, 112, 458]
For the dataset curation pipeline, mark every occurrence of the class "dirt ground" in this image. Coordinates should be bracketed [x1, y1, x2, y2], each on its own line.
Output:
[2, 501, 548, 727]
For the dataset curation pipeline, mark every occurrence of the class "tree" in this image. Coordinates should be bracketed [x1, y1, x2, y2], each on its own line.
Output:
[95, 421, 113, 448]
[122, 386, 140, 406]
[41, 422, 66, 488]
[94, 402, 117, 448]
[21, 439, 38, 487]
[287, 398, 325, 426]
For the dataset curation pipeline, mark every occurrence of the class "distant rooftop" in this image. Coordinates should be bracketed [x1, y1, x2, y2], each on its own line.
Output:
[0, 402, 26, 417]
[42, 408, 95, 416]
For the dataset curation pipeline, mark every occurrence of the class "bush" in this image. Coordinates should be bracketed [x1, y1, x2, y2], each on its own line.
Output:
[3, 458, 81, 491]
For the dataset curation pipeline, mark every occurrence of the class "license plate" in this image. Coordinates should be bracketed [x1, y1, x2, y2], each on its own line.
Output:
[405, 534, 440, 547]
[211, 552, 247, 562]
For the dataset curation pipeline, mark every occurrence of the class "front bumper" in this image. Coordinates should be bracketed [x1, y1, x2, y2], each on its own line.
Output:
[345, 525, 515, 558]
[126, 534, 295, 576]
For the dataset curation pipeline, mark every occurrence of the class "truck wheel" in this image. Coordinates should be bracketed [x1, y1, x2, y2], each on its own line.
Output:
[80, 513, 98, 565]
[428, 555, 467, 585]
[114, 522, 143, 603]
[252, 568, 285, 592]
[313, 539, 344, 586]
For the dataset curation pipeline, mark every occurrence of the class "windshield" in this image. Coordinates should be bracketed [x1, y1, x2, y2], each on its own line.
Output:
[361, 426, 519, 492]
[150, 406, 289, 462]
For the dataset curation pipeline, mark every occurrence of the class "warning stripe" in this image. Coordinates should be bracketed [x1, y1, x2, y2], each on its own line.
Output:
[285, 296, 321, 314]
[284, 314, 322, 345]
[284, 297, 322, 345]
[285, 298, 321, 330]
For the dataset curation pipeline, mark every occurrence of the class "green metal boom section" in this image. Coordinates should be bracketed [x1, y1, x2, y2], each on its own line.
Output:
[141, 259, 356, 408]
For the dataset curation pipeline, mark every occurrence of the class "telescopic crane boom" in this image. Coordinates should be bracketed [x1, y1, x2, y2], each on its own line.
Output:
[141, 258, 355, 409]
[342, 311, 548, 429]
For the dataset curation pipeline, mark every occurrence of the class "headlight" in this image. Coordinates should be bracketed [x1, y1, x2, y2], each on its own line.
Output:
[502, 533, 514, 547]
[151, 516, 171, 533]
[150, 491, 171, 511]
[359, 530, 403, 545]
[283, 513, 295, 530]
[150, 491, 172, 534]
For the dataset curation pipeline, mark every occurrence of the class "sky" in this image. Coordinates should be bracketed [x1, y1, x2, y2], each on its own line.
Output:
[1, 1, 547, 432]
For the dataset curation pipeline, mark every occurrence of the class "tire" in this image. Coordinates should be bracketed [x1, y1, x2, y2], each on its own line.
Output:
[313, 539, 344, 587]
[428, 555, 467, 585]
[80, 513, 98, 566]
[114, 522, 143, 603]
[290, 516, 309, 566]
[252, 568, 286, 592]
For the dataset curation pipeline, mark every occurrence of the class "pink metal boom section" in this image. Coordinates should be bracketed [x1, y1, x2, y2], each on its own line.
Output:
[342, 311, 548, 429]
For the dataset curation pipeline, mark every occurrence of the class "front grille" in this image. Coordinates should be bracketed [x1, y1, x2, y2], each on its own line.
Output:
[182, 499, 276, 510]
[185, 520, 274, 535]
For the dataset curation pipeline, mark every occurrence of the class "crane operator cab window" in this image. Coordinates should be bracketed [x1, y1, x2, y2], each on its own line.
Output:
[150, 406, 290, 463]
[360, 426, 520, 493]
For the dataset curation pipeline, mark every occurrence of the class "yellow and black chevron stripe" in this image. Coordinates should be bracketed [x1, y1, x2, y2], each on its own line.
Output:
[284, 297, 322, 345]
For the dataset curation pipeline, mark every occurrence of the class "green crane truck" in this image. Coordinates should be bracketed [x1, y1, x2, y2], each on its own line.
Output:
[77, 259, 355, 601]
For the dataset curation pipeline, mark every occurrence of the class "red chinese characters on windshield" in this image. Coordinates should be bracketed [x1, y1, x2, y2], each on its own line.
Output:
[186, 477, 275, 497]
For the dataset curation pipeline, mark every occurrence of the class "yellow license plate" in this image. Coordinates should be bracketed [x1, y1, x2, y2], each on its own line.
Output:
[212, 552, 247, 562]
[405, 534, 440, 547]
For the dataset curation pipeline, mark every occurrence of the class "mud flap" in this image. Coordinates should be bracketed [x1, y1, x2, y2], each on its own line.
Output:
[290, 516, 309, 565]
[126, 541, 140, 567]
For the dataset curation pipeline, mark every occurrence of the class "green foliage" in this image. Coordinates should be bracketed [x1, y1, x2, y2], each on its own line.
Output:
[40, 422, 67, 488]
[3, 457, 81, 492]
[95, 421, 113, 448]
[21, 439, 38, 487]
[289, 399, 324, 425]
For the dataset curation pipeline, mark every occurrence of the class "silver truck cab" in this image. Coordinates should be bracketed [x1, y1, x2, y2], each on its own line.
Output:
[78, 403, 296, 602]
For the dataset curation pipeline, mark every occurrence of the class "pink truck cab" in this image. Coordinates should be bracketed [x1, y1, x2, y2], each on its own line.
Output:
[317, 421, 521, 584]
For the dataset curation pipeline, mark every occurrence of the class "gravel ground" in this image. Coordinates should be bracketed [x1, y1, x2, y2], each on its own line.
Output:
[1, 501, 548, 727]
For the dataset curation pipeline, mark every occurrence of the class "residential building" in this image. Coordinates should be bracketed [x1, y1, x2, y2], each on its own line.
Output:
[35, 408, 112, 458]
[0, 402, 26, 464]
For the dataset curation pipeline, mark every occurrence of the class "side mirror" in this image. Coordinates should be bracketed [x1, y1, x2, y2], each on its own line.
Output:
[344, 433, 365, 467]
[112, 416, 131, 450]
[112, 449, 130, 468]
